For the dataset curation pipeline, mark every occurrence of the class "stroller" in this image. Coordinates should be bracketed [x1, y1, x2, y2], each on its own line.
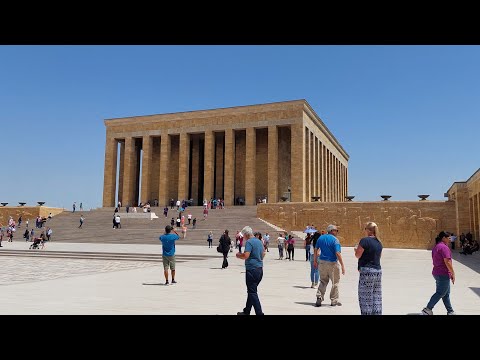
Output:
[29, 237, 44, 250]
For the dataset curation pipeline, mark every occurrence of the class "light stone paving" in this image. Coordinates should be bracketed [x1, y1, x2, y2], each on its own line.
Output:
[0, 257, 156, 286]
[0, 241, 478, 315]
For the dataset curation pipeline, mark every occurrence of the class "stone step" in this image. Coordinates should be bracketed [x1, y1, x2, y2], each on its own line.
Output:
[0, 249, 220, 262]
[16, 206, 289, 246]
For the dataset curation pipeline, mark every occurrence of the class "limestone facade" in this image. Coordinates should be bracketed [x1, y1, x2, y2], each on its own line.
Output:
[102, 100, 349, 207]
[0, 207, 64, 227]
[447, 168, 480, 240]
[257, 201, 456, 249]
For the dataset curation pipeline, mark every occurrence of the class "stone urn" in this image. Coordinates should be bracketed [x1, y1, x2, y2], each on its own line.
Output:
[345, 196, 355, 201]
[418, 195, 429, 201]
[380, 195, 391, 201]
[280, 196, 288, 202]
[18, 202, 26, 206]
[37, 202, 45, 206]
[1, 203, 8, 207]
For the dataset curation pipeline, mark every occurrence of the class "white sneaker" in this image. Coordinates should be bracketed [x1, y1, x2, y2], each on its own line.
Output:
[421, 307, 433, 315]
[447, 311, 456, 315]
[311, 282, 315, 288]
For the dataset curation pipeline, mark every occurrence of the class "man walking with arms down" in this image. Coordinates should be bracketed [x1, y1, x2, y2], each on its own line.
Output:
[314, 224, 345, 307]
[159, 225, 180, 285]
[236, 226, 265, 315]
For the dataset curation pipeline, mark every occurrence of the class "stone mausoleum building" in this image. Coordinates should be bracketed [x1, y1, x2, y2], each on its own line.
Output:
[102, 100, 349, 207]
[447, 168, 480, 241]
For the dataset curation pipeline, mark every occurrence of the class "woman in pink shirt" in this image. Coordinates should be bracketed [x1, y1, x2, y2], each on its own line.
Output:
[421, 231, 456, 315]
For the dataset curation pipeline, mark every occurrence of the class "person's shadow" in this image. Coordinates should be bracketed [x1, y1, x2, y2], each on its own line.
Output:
[293, 285, 312, 289]
[142, 282, 167, 286]
[295, 301, 321, 307]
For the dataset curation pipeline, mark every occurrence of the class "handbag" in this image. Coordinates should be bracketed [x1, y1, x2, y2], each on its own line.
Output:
[217, 244, 222, 253]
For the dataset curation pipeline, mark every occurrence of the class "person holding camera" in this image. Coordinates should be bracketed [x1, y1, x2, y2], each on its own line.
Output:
[159, 225, 180, 285]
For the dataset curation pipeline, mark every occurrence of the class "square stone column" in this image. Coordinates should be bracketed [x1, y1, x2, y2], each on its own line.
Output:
[329, 151, 333, 202]
[311, 132, 316, 200]
[245, 127, 256, 205]
[102, 137, 118, 207]
[333, 158, 337, 201]
[345, 167, 348, 201]
[191, 136, 200, 204]
[140, 135, 152, 204]
[118, 141, 125, 205]
[224, 128, 235, 206]
[177, 132, 190, 201]
[215, 133, 224, 198]
[122, 137, 135, 206]
[291, 124, 305, 202]
[204, 130, 215, 202]
[158, 134, 171, 206]
[268, 125, 278, 203]
[313, 136, 316, 198]
[323, 146, 330, 202]
[304, 127, 312, 202]
[320, 143, 324, 202]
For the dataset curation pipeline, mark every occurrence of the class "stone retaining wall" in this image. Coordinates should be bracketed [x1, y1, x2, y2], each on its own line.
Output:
[257, 201, 456, 249]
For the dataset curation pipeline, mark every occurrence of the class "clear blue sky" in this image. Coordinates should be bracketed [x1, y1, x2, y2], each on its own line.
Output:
[1, 45, 478, 209]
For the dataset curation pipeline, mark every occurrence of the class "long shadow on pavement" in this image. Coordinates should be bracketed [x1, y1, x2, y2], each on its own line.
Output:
[295, 301, 317, 307]
[469, 287, 480, 298]
[452, 251, 480, 275]
[293, 285, 313, 289]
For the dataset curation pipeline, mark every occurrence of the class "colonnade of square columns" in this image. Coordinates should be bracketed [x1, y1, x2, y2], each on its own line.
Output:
[102, 125, 348, 207]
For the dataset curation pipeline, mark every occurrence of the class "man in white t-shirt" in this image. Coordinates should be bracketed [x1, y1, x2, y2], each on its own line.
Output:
[115, 214, 121, 229]
[450, 234, 457, 250]
[264, 233, 270, 252]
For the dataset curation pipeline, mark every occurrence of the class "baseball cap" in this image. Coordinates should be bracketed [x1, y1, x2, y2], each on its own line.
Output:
[326, 224, 338, 233]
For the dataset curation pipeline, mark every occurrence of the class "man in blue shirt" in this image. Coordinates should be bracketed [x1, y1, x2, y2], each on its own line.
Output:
[314, 224, 345, 307]
[159, 225, 180, 285]
[236, 226, 266, 315]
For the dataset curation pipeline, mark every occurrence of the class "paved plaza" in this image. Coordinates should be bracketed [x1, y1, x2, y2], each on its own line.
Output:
[0, 241, 478, 315]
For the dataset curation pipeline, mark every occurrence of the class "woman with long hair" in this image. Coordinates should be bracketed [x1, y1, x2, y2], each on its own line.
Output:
[354, 222, 383, 315]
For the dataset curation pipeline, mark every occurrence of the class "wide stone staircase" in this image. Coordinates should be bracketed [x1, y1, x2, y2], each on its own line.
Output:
[35, 206, 281, 246]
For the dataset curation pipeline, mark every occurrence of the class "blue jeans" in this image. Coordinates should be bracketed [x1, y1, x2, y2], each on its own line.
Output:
[427, 275, 453, 313]
[244, 267, 264, 315]
[305, 245, 311, 261]
[310, 255, 320, 283]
